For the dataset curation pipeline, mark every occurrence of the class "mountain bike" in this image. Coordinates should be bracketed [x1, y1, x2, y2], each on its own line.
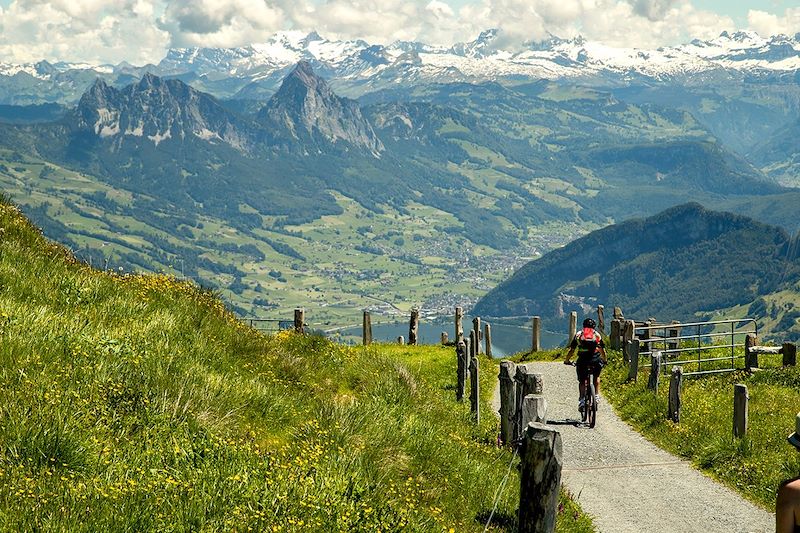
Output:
[565, 361, 599, 428]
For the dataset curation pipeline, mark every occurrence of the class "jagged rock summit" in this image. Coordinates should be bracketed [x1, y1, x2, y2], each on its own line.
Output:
[258, 61, 384, 156]
[71, 73, 249, 149]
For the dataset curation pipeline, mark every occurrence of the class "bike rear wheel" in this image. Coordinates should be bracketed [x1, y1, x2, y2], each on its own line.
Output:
[587, 376, 597, 428]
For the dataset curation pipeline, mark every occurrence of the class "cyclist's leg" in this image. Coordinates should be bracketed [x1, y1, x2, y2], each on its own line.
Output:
[576, 363, 587, 407]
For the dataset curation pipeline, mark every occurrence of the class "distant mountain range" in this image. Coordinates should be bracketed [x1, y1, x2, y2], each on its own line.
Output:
[0, 54, 798, 322]
[0, 30, 799, 105]
[473, 203, 800, 340]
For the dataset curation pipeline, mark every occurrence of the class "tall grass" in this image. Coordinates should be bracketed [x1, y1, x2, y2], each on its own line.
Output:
[0, 200, 593, 531]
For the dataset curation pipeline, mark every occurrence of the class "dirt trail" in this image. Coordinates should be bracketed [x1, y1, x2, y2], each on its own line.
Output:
[491, 361, 773, 533]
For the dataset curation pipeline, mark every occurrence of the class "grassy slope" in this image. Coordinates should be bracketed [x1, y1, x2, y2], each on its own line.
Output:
[0, 200, 592, 531]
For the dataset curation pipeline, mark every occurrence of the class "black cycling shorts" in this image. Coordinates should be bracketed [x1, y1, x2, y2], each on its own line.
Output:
[576, 359, 603, 381]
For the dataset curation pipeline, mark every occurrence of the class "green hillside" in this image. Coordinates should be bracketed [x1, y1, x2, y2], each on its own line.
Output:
[474, 203, 800, 339]
[0, 198, 592, 531]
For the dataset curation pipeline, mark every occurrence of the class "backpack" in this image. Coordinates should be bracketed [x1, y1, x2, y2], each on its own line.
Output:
[576, 327, 601, 360]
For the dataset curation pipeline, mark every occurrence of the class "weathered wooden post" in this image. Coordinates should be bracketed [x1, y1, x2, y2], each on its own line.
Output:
[647, 351, 661, 392]
[668, 366, 683, 423]
[626, 339, 640, 381]
[470, 329, 477, 359]
[642, 320, 652, 354]
[469, 355, 479, 424]
[521, 394, 548, 427]
[441, 332, 448, 345]
[733, 384, 749, 438]
[397, 336, 404, 345]
[745, 333, 757, 371]
[294, 308, 305, 334]
[456, 341, 467, 401]
[532, 316, 541, 353]
[408, 308, 420, 346]
[473, 316, 482, 354]
[514, 366, 544, 442]
[610, 319, 621, 350]
[484, 323, 493, 358]
[362, 310, 372, 346]
[623, 320, 635, 346]
[667, 321, 681, 352]
[613, 306, 623, 320]
[597, 305, 605, 334]
[455, 306, 463, 341]
[498, 361, 516, 445]
[464, 336, 471, 374]
[518, 423, 562, 533]
[567, 311, 577, 345]
[783, 342, 797, 367]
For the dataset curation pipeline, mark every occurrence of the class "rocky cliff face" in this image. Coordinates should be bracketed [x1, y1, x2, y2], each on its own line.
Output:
[71, 74, 250, 150]
[258, 62, 384, 156]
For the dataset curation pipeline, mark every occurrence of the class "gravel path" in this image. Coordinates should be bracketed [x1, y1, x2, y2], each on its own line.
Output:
[491, 361, 773, 533]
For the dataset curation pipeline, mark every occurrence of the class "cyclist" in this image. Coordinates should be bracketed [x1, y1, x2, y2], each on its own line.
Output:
[564, 317, 607, 413]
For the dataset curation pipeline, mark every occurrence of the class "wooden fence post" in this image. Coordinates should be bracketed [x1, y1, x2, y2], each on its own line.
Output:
[521, 394, 548, 427]
[613, 306, 623, 320]
[514, 366, 544, 442]
[518, 423, 562, 533]
[647, 351, 661, 392]
[498, 361, 517, 445]
[668, 366, 683, 423]
[623, 320, 635, 346]
[532, 316, 541, 353]
[470, 329, 477, 359]
[667, 321, 681, 352]
[455, 306, 463, 342]
[733, 384, 749, 438]
[362, 310, 372, 346]
[473, 316, 482, 354]
[783, 342, 797, 367]
[294, 308, 305, 334]
[485, 323, 492, 358]
[397, 336, 404, 345]
[642, 321, 652, 354]
[469, 355, 479, 424]
[626, 339, 640, 381]
[441, 332, 448, 345]
[456, 341, 467, 401]
[597, 305, 605, 334]
[745, 333, 757, 371]
[610, 319, 621, 350]
[464, 336, 471, 374]
[568, 311, 577, 345]
[408, 308, 419, 345]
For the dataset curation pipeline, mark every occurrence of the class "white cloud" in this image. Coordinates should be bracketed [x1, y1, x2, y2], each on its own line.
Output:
[0, 0, 791, 66]
[747, 7, 800, 37]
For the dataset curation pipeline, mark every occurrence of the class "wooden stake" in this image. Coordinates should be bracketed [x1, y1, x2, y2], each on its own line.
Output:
[397, 336, 404, 345]
[532, 316, 541, 353]
[498, 361, 516, 445]
[610, 319, 621, 350]
[408, 308, 419, 345]
[597, 305, 605, 334]
[362, 310, 372, 346]
[518, 423, 562, 533]
[455, 306, 463, 342]
[626, 339, 640, 381]
[745, 333, 757, 371]
[456, 341, 467, 402]
[647, 351, 661, 392]
[294, 308, 305, 334]
[613, 306, 623, 319]
[668, 366, 682, 423]
[472, 316, 482, 354]
[484, 323, 492, 358]
[568, 311, 577, 346]
[783, 342, 796, 367]
[469, 355, 479, 424]
[733, 384, 749, 438]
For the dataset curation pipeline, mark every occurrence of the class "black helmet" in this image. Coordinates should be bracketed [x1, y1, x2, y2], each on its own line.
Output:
[583, 318, 596, 329]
